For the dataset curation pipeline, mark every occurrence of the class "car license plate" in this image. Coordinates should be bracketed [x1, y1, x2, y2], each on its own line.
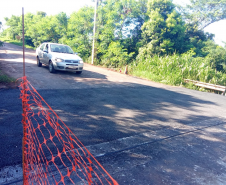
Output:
[69, 66, 77, 69]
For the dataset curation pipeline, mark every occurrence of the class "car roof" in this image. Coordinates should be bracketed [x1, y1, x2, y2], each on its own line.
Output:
[40, 42, 69, 46]
[45, 42, 67, 46]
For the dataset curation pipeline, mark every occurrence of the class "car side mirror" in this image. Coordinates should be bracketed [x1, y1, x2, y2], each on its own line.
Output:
[75, 52, 78, 55]
[43, 49, 48, 53]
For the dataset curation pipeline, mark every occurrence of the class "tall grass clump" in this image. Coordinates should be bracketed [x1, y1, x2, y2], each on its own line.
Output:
[0, 70, 15, 83]
[0, 37, 35, 49]
[131, 50, 226, 86]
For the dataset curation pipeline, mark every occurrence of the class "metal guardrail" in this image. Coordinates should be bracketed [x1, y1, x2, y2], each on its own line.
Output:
[184, 79, 226, 95]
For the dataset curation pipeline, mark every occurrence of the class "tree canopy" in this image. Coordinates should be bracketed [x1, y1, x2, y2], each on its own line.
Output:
[1, 0, 226, 70]
[139, 0, 187, 57]
[179, 0, 226, 30]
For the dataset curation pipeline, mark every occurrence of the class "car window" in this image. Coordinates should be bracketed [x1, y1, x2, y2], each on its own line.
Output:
[50, 44, 74, 54]
[40, 44, 45, 51]
[44, 44, 49, 52]
[65, 46, 74, 54]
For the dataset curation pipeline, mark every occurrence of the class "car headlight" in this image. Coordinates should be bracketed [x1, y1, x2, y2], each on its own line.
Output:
[79, 61, 83, 64]
[55, 58, 64, 62]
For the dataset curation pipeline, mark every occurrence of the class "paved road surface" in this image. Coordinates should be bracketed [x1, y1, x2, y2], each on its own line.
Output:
[1, 43, 226, 184]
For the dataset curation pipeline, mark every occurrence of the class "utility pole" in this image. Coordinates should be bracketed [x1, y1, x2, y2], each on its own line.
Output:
[22, 7, 27, 184]
[91, 0, 99, 65]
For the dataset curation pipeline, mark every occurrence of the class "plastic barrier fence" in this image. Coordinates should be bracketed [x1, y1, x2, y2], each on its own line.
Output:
[20, 76, 118, 185]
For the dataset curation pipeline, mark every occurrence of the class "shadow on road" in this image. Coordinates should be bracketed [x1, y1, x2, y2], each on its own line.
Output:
[1, 42, 226, 184]
[1, 68, 225, 163]
[97, 122, 226, 184]
[1, 80, 223, 168]
[41, 65, 108, 80]
[41, 84, 220, 142]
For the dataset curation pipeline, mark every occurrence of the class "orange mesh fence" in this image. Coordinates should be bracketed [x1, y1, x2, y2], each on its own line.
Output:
[19, 76, 118, 185]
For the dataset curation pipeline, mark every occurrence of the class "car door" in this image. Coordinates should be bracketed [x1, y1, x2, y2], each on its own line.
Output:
[42, 44, 49, 64]
[38, 44, 45, 62]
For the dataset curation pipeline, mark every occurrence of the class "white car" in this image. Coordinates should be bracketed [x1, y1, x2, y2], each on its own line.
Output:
[36, 43, 84, 74]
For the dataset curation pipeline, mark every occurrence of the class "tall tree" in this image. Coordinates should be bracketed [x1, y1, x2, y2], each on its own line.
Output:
[139, 0, 186, 57]
[26, 14, 63, 46]
[179, 0, 226, 30]
[56, 12, 68, 32]
[4, 15, 20, 40]
[202, 40, 226, 70]
[0, 22, 3, 47]
[96, 0, 147, 66]
[37, 11, 47, 17]
[66, 6, 94, 60]
[56, 12, 68, 43]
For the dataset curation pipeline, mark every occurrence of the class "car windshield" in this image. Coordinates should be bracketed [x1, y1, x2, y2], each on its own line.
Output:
[50, 44, 74, 54]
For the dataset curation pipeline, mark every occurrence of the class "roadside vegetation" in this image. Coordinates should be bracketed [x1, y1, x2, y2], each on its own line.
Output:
[0, 37, 34, 49]
[0, 57, 17, 86]
[0, 70, 16, 84]
[1, 0, 226, 89]
[131, 51, 226, 86]
[0, 21, 17, 85]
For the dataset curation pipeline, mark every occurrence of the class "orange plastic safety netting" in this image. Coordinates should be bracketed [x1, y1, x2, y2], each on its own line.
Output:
[19, 76, 118, 185]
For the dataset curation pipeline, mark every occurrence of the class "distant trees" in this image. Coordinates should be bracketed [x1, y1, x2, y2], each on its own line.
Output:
[37, 11, 47, 17]
[138, 0, 187, 58]
[95, 0, 148, 67]
[176, 0, 226, 58]
[0, 21, 3, 46]
[202, 40, 226, 70]
[0, 21, 2, 46]
[179, 0, 226, 30]
[1, 0, 226, 70]
[65, 6, 94, 60]
[4, 15, 21, 40]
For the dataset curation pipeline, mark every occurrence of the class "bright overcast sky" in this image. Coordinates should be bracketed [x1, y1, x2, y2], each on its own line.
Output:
[1, 0, 226, 46]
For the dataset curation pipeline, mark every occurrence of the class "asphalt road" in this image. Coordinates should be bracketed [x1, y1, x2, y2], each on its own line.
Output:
[1, 43, 226, 184]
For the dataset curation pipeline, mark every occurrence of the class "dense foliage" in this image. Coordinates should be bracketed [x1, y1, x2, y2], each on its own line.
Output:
[132, 50, 226, 86]
[1, 0, 226, 86]
[179, 0, 226, 30]
[139, 0, 187, 57]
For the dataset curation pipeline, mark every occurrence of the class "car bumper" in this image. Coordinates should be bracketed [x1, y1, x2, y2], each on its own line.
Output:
[54, 62, 84, 71]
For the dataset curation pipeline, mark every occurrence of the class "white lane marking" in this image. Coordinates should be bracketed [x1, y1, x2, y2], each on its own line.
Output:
[0, 165, 23, 185]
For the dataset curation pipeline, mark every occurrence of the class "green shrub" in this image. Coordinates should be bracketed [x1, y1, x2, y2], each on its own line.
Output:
[100, 41, 134, 68]
[0, 37, 35, 49]
[0, 71, 15, 83]
[131, 50, 226, 86]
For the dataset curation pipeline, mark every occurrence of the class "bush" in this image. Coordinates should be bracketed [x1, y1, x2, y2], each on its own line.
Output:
[131, 50, 226, 86]
[0, 41, 3, 47]
[0, 71, 15, 83]
[100, 41, 134, 68]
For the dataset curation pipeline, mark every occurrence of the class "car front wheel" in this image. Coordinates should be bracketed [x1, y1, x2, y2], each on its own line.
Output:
[37, 57, 42, 67]
[49, 61, 55, 73]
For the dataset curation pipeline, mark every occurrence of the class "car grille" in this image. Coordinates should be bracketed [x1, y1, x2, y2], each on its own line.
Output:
[65, 67, 78, 70]
[65, 60, 79, 63]
[57, 66, 64, 69]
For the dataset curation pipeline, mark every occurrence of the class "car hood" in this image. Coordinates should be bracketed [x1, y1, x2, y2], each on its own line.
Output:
[51, 52, 82, 61]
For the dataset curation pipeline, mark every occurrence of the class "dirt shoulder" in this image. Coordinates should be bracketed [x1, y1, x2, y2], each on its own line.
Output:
[0, 70, 18, 90]
[0, 80, 19, 89]
[0, 42, 34, 89]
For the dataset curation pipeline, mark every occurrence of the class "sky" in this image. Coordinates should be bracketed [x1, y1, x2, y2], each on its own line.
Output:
[0, 0, 226, 46]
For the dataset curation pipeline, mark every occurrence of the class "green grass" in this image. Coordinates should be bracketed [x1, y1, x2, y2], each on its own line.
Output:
[0, 37, 35, 49]
[0, 39, 18, 83]
[129, 51, 226, 88]
[0, 70, 16, 83]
